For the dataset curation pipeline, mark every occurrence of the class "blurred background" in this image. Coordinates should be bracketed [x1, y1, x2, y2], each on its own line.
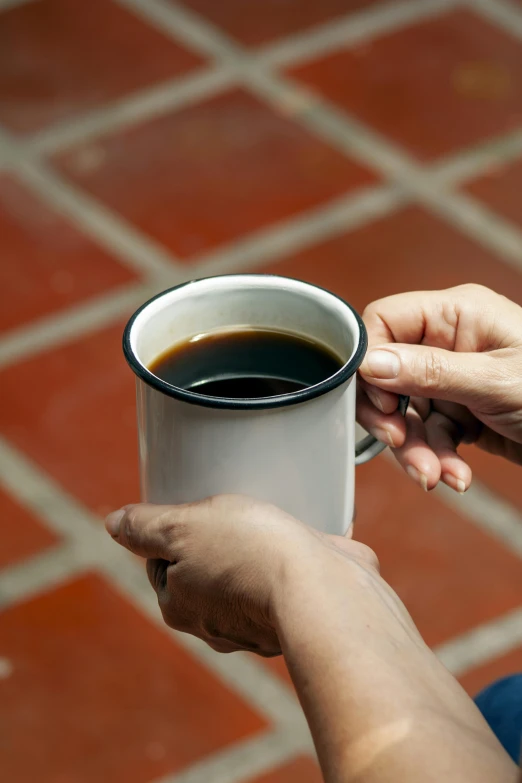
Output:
[1, 0, 522, 781]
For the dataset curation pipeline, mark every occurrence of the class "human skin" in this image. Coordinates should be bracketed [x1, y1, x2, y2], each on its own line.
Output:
[105, 496, 518, 783]
[105, 283, 522, 781]
[357, 284, 522, 492]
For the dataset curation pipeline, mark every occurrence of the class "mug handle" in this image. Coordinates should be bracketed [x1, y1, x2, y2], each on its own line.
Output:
[355, 395, 409, 466]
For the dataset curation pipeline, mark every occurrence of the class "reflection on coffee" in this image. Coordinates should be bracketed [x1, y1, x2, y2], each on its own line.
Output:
[148, 328, 343, 399]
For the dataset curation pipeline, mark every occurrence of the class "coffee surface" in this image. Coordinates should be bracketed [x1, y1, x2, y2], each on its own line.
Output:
[148, 328, 343, 399]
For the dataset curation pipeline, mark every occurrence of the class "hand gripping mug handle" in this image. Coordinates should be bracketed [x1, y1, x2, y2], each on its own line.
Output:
[355, 395, 409, 466]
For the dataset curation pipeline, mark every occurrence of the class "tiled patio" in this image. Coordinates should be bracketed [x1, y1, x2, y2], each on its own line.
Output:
[0, 0, 521, 781]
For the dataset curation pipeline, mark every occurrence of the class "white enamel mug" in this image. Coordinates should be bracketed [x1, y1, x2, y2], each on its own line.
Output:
[123, 275, 407, 536]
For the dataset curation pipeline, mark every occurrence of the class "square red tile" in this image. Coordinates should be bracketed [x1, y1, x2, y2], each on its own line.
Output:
[256, 205, 522, 312]
[244, 756, 322, 783]
[0, 573, 266, 783]
[461, 446, 522, 512]
[271, 460, 521, 657]
[261, 458, 522, 677]
[255, 205, 522, 506]
[0, 0, 205, 134]
[0, 175, 138, 333]
[358, 459, 522, 647]
[0, 321, 138, 518]
[463, 157, 522, 230]
[0, 487, 58, 569]
[459, 645, 522, 697]
[287, 10, 522, 160]
[177, 0, 380, 47]
[52, 89, 378, 259]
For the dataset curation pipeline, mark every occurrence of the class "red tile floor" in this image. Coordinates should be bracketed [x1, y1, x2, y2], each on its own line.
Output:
[0, 0, 521, 781]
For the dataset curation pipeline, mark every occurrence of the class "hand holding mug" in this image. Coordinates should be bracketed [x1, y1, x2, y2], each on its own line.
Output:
[105, 495, 379, 656]
[357, 284, 522, 493]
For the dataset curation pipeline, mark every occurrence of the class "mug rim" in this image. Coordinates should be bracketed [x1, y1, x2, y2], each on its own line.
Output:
[122, 274, 367, 410]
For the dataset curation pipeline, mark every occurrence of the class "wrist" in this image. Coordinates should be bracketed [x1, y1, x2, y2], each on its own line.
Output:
[269, 543, 368, 635]
[270, 540, 424, 659]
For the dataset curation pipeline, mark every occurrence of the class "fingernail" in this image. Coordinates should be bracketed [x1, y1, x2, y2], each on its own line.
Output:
[365, 350, 400, 379]
[406, 465, 428, 491]
[366, 388, 385, 412]
[105, 509, 125, 537]
[371, 427, 395, 448]
[442, 473, 467, 495]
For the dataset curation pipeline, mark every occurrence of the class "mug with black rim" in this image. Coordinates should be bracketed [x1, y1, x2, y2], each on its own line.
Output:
[123, 274, 407, 536]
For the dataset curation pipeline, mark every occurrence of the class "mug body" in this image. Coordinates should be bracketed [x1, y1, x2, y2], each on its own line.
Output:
[124, 275, 367, 535]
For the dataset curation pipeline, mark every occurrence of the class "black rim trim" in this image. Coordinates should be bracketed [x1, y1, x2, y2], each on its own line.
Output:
[122, 274, 368, 410]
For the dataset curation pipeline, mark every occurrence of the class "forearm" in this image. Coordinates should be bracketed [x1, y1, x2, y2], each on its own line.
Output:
[274, 556, 518, 783]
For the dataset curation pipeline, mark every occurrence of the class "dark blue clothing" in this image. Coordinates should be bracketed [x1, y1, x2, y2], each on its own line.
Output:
[475, 674, 522, 763]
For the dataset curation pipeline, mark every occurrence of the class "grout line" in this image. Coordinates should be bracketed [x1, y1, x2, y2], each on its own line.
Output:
[435, 606, 522, 677]
[417, 187, 522, 271]
[384, 448, 522, 561]
[0, 0, 520, 557]
[0, 127, 183, 279]
[102, 550, 312, 739]
[0, 0, 519, 304]
[115, 0, 240, 61]
[191, 185, 407, 278]
[436, 480, 522, 558]
[250, 71, 522, 271]
[153, 731, 309, 783]
[272, 74, 522, 269]
[465, 0, 522, 37]
[0, 186, 404, 371]
[14, 159, 183, 277]
[257, 0, 458, 69]
[430, 128, 522, 186]
[0, 543, 91, 610]
[0, 437, 310, 740]
[28, 67, 237, 158]
[2, 433, 522, 687]
[0, 2, 519, 777]
[0, 438, 110, 542]
[0, 0, 30, 11]
[1, 440, 522, 773]
[248, 70, 419, 182]
[0, 280, 170, 370]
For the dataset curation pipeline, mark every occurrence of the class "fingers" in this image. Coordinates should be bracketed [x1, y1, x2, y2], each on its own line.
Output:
[391, 406, 441, 491]
[359, 378, 400, 415]
[361, 285, 518, 410]
[359, 342, 501, 408]
[356, 384, 406, 449]
[424, 413, 472, 493]
[146, 557, 169, 592]
[362, 284, 505, 351]
[105, 503, 179, 559]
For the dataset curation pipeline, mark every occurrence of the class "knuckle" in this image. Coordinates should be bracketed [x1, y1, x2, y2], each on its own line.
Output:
[121, 508, 141, 551]
[156, 511, 178, 545]
[421, 351, 444, 390]
[368, 550, 380, 573]
[362, 300, 382, 320]
[204, 624, 224, 641]
[357, 543, 380, 572]
[454, 282, 490, 297]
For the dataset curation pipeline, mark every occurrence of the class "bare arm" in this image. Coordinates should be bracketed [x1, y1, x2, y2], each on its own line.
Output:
[105, 497, 519, 783]
[273, 552, 518, 783]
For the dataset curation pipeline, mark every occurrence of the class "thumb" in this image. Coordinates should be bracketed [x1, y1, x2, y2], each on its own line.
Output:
[359, 344, 502, 406]
[105, 503, 178, 559]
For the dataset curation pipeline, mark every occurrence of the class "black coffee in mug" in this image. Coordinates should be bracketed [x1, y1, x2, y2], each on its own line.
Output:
[148, 328, 344, 399]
